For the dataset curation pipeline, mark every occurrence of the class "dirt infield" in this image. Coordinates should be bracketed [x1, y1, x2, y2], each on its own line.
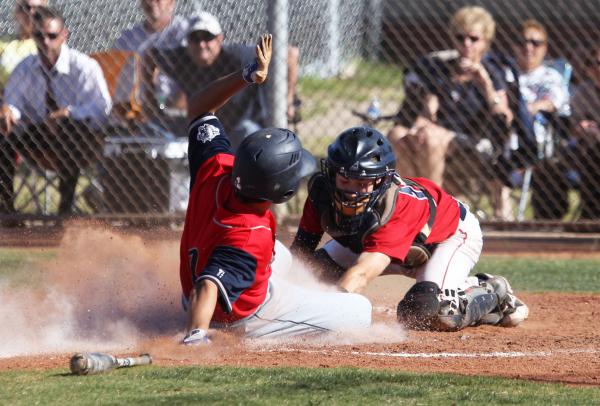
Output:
[1, 290, 598, 386]
[0, 225, 599, 386]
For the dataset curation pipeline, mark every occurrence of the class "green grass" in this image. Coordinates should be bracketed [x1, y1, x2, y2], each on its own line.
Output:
[1, 366, 599, 405]
[1, 249, 599, 293]
[299, 60, 404, 99]
[0, 248, 55, 288]
[297, 60, 404, 121]
[14, 172, 94, 214]
[474, 256, 600, 293]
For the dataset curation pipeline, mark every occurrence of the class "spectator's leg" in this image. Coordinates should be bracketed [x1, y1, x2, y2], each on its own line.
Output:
[388, 125, 420, 177]
[490, 181, 515, 221]
[0, 136, 17, 214]
[388, 123, 455, 185]
[531, 159, 569, 220]
[55, 118, 91, 216]
[57, 167, 80, 215]
[420, 124, 455, 186]
[578, 144, 600, 219]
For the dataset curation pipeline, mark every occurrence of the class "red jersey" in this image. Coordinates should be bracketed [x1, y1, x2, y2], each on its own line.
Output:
[179, 115, 276, 323]
[298, 177, 460, 263]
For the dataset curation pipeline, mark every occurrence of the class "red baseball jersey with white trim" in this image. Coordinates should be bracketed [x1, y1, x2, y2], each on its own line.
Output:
[180, 115, 276, 322]
[298, 177, 460, 263]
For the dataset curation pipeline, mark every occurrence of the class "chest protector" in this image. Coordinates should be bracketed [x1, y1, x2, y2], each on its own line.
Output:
[308, 173, 437, 268]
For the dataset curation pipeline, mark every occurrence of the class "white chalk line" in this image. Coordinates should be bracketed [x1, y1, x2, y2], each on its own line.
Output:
[251, 347, 600, 359]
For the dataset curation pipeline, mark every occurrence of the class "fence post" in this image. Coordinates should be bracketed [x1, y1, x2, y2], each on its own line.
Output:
[267, 0, 289, 129]
[325, 0, 340, 77]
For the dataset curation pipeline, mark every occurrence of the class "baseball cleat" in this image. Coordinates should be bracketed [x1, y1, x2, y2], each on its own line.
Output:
[498, 292, 529, 327]
[475, 273, 529, 327]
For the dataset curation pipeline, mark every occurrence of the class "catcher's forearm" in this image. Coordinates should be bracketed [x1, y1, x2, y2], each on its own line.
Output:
[187, 279, 219, 331]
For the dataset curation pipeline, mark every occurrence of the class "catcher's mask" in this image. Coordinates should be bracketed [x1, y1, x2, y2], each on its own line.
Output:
[323, 126, 397, 234]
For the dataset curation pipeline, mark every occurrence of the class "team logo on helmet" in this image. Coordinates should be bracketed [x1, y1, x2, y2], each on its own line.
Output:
[197, 123, 220, 143]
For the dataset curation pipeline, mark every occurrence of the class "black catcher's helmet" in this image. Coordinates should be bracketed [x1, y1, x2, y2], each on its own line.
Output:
[232, 127, 316, 204]
[323, 126, 397, 233]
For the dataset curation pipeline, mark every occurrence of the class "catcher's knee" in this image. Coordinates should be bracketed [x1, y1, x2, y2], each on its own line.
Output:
[396, 281, 442, 330]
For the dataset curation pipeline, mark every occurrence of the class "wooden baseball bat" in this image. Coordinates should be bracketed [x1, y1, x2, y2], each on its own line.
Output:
[70, 352, 152, 375]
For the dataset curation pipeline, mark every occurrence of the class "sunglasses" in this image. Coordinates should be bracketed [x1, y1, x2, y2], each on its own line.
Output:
[33, 30, 60, 41]
[188, 31, 217, 43]
[17, 3, 38, 13]
[520, 38, 546, 48]
[455, 33, 481, 43]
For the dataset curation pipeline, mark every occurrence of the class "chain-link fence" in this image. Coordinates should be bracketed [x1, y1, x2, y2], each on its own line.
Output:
[0, 0, 599, 227]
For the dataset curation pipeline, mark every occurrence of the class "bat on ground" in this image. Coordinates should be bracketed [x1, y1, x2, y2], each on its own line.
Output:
[70, 352, 152, 375]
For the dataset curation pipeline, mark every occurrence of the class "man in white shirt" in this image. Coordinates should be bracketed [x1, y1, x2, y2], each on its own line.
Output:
[113, 0, 189, 113]
[0, 6, 111, 220]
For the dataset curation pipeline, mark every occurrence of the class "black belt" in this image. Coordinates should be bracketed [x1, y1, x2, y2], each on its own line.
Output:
[458, 201, 467, 221]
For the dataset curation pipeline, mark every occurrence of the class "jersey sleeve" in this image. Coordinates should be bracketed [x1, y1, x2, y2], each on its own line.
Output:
[188, 114, 233, 188]
[290, 198, 325, 259]
[362, 196, 430, 262]
[298, 197, 324, 235]
[195, 245, 257, 314]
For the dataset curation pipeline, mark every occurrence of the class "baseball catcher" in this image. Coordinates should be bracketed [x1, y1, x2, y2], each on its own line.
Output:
[179, 34, 371, 345]
[291, 127, 529, 331]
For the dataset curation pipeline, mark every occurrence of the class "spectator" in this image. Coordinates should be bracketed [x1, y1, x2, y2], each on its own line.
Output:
[0, 6, 111, 220]
[113, 0, 189, 115]
[568, 45, 600, 219]
[516, 19, 569, 142]
[144, 11, 299, 149]
[387, 6, 513, 218]
[514, 19, 572, 220]
[0, 0, 47, 92]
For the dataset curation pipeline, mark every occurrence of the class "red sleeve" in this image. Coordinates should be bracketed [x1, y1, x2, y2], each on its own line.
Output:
[298, 197, 324, 235]
[362, 196, 430, 262]
[193, 153, 234, 188]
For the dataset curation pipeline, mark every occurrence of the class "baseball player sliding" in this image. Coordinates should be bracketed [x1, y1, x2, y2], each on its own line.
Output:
[291, 127, 529, 331]
[180, 34, 371, 345]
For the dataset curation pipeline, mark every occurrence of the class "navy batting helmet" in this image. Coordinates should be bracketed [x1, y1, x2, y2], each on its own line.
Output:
[323, 126, 397, 233]
[232, 127, 316, 204]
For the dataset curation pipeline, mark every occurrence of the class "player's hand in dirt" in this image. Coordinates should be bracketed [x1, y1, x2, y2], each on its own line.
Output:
[253, 33, 272, 84]
[182, 328, 211, 346]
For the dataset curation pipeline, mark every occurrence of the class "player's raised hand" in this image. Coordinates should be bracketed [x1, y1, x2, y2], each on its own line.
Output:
[253, 33, 272, 84]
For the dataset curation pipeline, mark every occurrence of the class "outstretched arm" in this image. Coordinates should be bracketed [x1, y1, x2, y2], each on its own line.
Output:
[339, 251, 391, 293]
[182, 280, 218, 345]
[187, 34, 272, 121]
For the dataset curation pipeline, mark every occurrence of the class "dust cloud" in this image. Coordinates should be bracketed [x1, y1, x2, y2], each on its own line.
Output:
[0, 226, 405, 359]
[0, 225, 184, 358]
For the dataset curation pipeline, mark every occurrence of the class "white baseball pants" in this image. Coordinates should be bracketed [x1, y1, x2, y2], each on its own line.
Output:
[208, 241, 373, 338]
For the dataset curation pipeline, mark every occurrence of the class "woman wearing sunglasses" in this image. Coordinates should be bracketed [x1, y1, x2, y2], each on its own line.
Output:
[515, 20, 568, 121]
[388, 6, 513, 218]
[514, 19, 571, 220]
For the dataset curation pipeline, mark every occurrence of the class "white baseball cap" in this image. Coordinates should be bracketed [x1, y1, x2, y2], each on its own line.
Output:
[189, 11, 222, 36]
